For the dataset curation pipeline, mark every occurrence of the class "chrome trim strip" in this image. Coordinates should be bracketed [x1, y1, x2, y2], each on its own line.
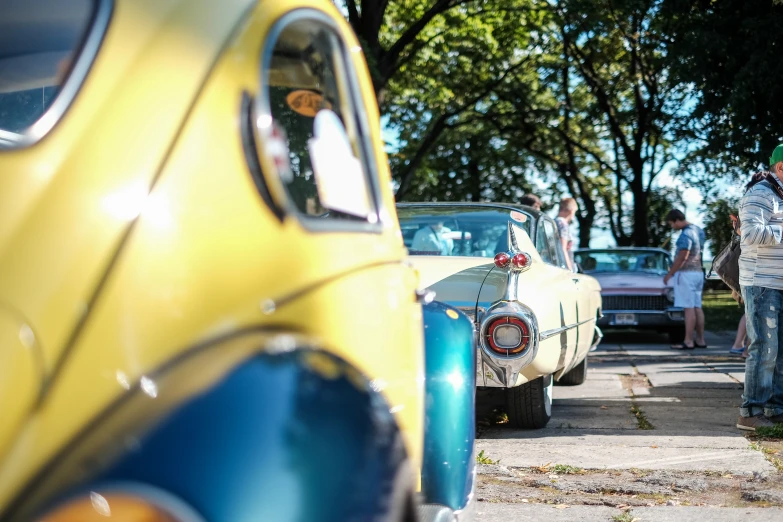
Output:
[2, 0, 114, 149]
[539, 317, 595, 341]
[590, 325, 604, 352]
[603, 310, 665, 315]
[93, 482, 206, 522]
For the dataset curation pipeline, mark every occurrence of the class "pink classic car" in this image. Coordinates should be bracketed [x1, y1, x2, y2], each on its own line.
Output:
[573, 247, 686, 343]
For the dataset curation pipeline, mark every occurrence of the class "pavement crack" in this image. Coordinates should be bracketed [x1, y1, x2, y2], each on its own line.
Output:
[630, 401, 654, 430]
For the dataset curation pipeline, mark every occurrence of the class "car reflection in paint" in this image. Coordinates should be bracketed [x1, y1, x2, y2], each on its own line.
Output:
[398, 203, 603, 429]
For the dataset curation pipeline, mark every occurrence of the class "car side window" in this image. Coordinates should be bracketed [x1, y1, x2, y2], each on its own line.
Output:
[543, 219, 569, 269]
[535, 222, 554, 264]
[258, 16, 379, 226]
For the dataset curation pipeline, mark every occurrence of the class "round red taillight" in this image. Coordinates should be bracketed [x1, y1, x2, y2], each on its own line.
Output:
[494, 252, 511, 268]
[486, 316, 530, 355]
[510, 252, 530, 269]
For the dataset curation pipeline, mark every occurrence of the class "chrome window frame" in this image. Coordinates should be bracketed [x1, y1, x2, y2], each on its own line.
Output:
[0, 0, 114, 150]
[533, 218, 554, 265]
[539, 216, 569, 270]
[254, 9, 384, 234]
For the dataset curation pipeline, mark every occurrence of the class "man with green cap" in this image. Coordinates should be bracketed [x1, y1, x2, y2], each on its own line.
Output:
[736, 144, 783, 431]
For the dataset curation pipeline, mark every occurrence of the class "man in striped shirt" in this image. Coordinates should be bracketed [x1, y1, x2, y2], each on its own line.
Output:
[736, 145, 783, 432]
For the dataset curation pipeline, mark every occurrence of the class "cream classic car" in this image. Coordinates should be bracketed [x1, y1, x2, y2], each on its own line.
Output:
[398, 203, 603, 429]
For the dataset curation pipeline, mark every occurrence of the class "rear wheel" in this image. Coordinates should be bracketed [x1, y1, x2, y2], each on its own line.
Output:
[505, 374, 553, 429]
[558, 356, 588, 386]
[668, 327, 685, 344]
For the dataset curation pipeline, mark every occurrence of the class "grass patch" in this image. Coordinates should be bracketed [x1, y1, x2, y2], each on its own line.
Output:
[476, 450, 500, 465]
[702, 291, 744, 332]
[551, 464, 585, 475]
[631, 403, 654, 430]
[612, 511, 636, 522]
[635, 492, 671, 504]
[755, 424, 783, 439]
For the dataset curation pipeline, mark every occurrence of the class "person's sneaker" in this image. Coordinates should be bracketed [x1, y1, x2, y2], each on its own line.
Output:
[768, 413, 783, 424]
[737, 414, 775, 432]
[729, 346, 745, 356]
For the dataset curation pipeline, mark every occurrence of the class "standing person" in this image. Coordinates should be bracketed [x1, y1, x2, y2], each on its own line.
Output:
[736, 145, 783, 431]
[520, 193, 542, 211]
[664, 209, 707, 350]
[730, 314, 748, 356]
[555, 198, 578, 271]
[727, 213, 748, 357]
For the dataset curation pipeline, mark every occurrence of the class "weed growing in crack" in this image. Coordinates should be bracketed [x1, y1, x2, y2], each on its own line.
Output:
[612, 511, 636, 522]
[476, 450, 500, 465]
[631, 403, 654, 430]
[747, 439, 783, 471]
[551, 464, 585, 475]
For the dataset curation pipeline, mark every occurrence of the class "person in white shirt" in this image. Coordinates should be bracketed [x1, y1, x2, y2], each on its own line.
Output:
[554, 198, 578, 271]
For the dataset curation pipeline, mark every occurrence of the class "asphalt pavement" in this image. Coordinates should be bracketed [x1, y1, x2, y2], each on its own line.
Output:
[474, 330, 783, 521]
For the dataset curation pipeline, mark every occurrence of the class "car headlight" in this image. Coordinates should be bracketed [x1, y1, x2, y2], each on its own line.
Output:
[665, 288, 675, 302]
[38, 485, 204, 522]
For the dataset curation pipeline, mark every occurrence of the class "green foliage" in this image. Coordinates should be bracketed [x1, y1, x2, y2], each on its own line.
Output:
[662, 0, 783, 180]
[476, 450, 500, 465]
[648, 187, 685, 249]
[342, 0, 715, 247]
[702, 291, 743, 333]
[703, 198, 740, 255]
[631, 402, 654, 430]
[612, 512, 635, 522]
[551, 464, 585, 474]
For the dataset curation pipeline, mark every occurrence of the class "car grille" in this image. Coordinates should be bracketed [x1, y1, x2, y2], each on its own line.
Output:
[602, 295, 668, 311]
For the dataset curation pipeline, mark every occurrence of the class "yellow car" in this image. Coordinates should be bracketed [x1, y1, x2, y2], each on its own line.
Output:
[0, 0, 476, 520]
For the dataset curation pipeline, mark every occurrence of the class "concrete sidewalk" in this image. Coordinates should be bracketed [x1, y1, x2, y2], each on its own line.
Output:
[475, 330, 783, 521]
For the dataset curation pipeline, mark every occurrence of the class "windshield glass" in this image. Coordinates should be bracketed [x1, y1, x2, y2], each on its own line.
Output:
[574, 250, 671, 274]
[396, 206, 532, 257]
[0, 0, 95, 141]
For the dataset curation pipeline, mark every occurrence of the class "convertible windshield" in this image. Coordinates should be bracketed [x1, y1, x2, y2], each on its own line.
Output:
[397, 206, 532, 257]
[574, 250, 671, 274]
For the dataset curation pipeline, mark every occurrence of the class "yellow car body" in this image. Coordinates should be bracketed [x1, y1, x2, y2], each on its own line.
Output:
[0, 0, 433, 518]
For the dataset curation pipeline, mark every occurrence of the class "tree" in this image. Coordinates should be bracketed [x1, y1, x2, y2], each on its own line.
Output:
[661, 0, 783, 179]
[342, 0, 534, 101]
[551, 0, 690, 246]
[343, 0, 694, 248]
[481, 0, 690, 246]
[703, 198, 740, 256]
[383, 0, 543, 200]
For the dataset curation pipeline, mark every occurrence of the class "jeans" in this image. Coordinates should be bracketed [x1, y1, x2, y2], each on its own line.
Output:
[741, 285, 783, 417]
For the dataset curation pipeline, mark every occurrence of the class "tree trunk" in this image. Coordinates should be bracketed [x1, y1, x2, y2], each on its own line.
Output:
[467, 139, 482, 201]
[577, 198, 596, 248]
[629, 169, 649, 246]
